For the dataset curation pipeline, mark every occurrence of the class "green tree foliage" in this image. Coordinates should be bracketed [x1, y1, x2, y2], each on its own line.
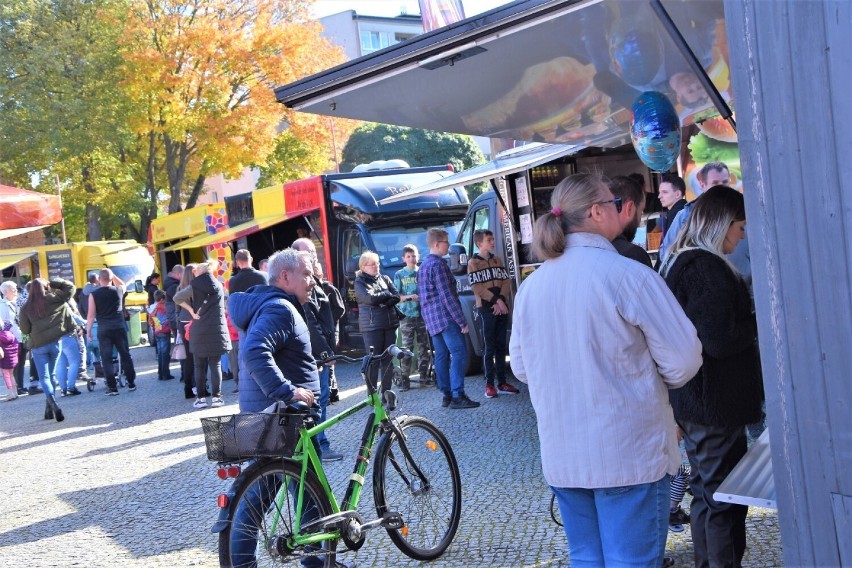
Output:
[340, 124, 488, 197]
[1, 0, 348, 243]
[0, 0, 142, 241]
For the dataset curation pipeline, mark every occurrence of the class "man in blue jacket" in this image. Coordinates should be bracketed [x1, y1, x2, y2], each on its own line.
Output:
[228, 248, 319, 413]
[227, 248, 334, 567]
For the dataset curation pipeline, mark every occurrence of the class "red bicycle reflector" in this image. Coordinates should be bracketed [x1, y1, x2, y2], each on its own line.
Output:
[217, 494, 229, 508]
[227, 466, 241, 478]
[217, 468, 228, 480]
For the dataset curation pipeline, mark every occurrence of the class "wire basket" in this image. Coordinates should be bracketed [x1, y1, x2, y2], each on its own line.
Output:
[200, 412, 309, 463]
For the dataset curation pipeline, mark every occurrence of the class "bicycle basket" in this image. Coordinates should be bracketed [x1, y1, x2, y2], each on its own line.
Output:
[200, 412, 308, 462]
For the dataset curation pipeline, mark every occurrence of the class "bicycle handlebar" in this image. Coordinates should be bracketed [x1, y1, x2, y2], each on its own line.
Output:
[322, 344, 413, 365]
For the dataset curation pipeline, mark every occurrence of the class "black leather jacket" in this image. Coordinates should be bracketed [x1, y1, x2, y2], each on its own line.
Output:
[354, 272, 400, 332]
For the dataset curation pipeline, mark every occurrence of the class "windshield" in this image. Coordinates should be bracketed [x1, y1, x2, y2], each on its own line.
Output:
[109, 265, 148, 287]
[369, 222, 462, 267]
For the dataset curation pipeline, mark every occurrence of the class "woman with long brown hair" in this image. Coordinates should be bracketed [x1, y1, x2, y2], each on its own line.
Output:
[19, 278, 76, 421]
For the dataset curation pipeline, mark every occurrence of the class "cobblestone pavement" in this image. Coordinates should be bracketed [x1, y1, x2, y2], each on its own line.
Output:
[1, 346, 783, 567]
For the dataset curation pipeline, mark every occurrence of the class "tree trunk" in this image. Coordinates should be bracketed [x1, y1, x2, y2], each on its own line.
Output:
[165, 134, 189, 214]
[81, 165, 102, 240]
[185, 172, 206, 210]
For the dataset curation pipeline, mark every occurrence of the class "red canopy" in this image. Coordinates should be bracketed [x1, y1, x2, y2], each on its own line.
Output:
[0, 184, 62, 230]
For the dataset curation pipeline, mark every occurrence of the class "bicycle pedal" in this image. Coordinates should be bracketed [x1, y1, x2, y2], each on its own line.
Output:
[381, 511, 405, 530]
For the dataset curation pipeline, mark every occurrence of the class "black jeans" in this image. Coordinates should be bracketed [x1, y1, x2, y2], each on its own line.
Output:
[476, 308, 508, 386]
[194, 354, 222, 398]
[362, 327, 397, 392]
[14, 343, 28, 390]
[98, 327, 137, 390]
[679, 420, 749, 568]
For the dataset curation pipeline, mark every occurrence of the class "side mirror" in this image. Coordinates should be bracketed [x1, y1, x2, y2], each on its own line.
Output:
[134, 280, 144, 294]
[448, 243, 468, 275]
[344, 257, 360, 279]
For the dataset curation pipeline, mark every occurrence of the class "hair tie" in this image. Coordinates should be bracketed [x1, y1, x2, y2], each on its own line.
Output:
[551, 207, 562, 217]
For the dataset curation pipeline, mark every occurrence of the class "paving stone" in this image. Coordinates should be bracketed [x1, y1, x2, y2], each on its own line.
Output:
[0, 345, 783, 566]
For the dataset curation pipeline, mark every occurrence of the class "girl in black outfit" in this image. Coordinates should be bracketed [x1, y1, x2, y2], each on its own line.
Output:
[661, 186, 764, 568]
[354, 251, 400, 392]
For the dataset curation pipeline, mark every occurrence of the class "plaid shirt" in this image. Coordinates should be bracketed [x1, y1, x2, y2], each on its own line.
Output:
[418, 253, 465, 335]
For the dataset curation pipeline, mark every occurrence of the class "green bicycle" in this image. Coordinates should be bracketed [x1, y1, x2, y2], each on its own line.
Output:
[203, 344, 462, 567]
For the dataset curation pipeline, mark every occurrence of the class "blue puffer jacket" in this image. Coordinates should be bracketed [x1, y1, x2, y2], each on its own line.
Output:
[228, 285, 320, 413]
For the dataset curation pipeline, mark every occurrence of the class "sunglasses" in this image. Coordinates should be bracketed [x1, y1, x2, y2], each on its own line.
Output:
[595, 197, 623, 214]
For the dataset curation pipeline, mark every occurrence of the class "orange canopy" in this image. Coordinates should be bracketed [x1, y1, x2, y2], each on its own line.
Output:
[0, 184, 62, 230]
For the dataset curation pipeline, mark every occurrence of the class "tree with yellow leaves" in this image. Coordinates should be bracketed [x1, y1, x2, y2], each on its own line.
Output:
[120, 0, 349, 215]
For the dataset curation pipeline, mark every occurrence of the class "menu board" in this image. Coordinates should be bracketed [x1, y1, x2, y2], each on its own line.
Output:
[46, 249, 75, 282]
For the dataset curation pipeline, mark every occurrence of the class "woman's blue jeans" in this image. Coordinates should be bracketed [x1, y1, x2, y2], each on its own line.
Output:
[56, 334, 82, 392]
[551, 474, 670, 567]
[30, 341, 60, 398]
[431, 322, 468, 399]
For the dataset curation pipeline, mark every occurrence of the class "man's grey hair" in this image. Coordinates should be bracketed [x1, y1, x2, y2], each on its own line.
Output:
[170, 264, 184, 278]
[268, 248, 312, 284]
[0, 281, 16, 296]
[291, 237, 317, 257]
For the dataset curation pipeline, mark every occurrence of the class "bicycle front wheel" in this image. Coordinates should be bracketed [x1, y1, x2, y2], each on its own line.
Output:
[373, 416, 462, 560]
[219, 460, 337, 568]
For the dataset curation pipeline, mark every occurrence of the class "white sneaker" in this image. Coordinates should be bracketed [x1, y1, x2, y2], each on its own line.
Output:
[211, 396, 224, 407]
[193, 398, 209, 409]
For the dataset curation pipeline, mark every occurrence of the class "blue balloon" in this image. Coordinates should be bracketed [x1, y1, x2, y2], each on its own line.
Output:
[630, 91, 681, 172]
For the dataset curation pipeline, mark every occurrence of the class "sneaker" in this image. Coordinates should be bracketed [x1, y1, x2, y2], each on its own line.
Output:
[60, 389, 68, 397]
[68, 388, 82, 396]
[669, 506, 690, 525]
[668, 523, 685, 533]
[105, 389, 120, 396]
[441, 394, 452, 407]
[232, 387, 239, 394]
[17, 388, 28, 396]
[128, 384, 137, 392]
[211, 396, 224, 407]
[28, 386, 43, 395]
[449, 394, 480, 409]
[497, 382, 520, 394]
[485, 384, 498, 398]
[193, 398, 209, 409]
[321, 449, 344, 462]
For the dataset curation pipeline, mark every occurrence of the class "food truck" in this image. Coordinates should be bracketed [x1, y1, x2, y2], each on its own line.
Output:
[275, 1, 852, 564]
[150, 166, 469, 351]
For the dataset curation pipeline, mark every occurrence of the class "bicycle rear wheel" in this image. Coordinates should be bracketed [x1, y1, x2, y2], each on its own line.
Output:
[373, 416, 462, 560]
[219, 460, 337, 567]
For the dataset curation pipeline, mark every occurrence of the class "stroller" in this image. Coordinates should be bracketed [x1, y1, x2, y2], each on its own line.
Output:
[86, 322, 126, 391]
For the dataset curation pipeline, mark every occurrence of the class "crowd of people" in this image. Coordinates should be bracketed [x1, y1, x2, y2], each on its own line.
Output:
[1, 160, 762, 567]
[511, 164, 763, 568]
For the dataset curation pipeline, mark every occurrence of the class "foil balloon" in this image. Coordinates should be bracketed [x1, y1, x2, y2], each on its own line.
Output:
[630, 91, 681, 172]
[609, 21, 663, 86]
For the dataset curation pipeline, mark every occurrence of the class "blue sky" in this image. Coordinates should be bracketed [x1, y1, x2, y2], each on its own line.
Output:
[312, 0, 512, 19]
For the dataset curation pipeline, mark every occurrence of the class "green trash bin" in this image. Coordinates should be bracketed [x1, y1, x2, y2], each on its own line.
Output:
[126, 307, 142, 347]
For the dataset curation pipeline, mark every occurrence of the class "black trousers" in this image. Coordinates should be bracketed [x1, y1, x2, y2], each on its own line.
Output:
[679, 419, 749, 568]
[362, 328, 397, 392]
[98, 327, 137, 390]
[178, 323, 195, 397]
[14, 343, 28, 390]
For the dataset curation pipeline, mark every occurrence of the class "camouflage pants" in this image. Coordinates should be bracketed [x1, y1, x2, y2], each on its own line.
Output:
[398, 316, 431, 378]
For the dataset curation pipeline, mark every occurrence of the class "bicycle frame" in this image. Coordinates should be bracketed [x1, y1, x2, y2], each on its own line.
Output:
[269, 357, 395, 550]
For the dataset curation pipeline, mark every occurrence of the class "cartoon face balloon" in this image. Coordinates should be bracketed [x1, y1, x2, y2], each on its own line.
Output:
[630, 91, 681, 172]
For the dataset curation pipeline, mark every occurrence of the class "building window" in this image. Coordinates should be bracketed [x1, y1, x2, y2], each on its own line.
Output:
[395, 32, 415, 42]
[359, 30, 396, 53]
